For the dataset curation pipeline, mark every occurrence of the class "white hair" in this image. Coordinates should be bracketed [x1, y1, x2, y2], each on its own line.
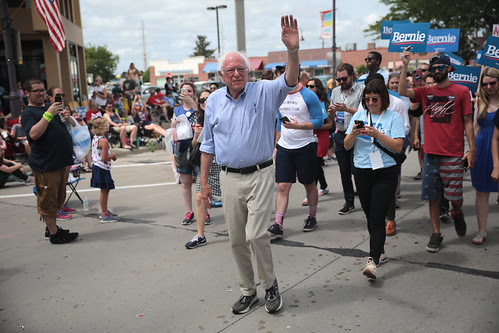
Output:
[217, 51, 250, 73]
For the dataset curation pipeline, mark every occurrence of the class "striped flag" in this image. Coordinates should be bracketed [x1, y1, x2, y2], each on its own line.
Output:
[34, 0, 66, 52]
[320, 10, 332, 39]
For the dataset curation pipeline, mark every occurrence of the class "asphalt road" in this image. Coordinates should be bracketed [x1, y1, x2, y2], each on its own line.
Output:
[0, 146, 498, 333]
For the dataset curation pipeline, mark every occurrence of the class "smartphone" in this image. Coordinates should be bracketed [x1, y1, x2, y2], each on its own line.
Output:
[354, 120, 365, 129]
[463, 158, 469, 170]
[279, 116, 290, 123]
[180, 88, 188, 94]
[412, 69, 422, 87]
[55, 95, 62, 103]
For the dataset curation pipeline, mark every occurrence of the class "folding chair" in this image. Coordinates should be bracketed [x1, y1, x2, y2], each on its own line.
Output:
[65, 166, 85, 205]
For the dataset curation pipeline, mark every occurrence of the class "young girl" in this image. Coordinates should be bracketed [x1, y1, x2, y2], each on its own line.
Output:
[90, 117, 119, 222]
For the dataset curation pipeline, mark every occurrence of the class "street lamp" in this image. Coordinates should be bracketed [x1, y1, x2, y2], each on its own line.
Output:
[207, 5, 227, 56]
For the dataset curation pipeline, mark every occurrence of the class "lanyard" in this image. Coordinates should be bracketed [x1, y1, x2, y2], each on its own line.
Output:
[369, 111, 385, 151]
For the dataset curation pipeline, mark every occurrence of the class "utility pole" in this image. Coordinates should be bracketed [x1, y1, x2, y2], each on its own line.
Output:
[332, 0, 337, 80]
[1, 0, 21, 119]
[234, 0, 246, 54]
[142, 20, 147, 72]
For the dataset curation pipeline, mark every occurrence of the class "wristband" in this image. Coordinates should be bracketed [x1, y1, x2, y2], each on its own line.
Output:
[287, 47, 299, 53]
[43, 112, 54, 122]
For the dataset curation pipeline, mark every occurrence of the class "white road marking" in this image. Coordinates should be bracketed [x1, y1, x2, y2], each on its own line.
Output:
[113, 161, 171, 168]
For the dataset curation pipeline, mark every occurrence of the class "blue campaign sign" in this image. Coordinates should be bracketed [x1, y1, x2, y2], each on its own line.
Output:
[446, 53, 463, 66]
[426, 29, 460, 52]
[476, 50, 482, 64]
[381, 20, 410, 40]
[478, 36, 499, 69]
[389, 23, 430, 53]
[448, 65, 481, 92]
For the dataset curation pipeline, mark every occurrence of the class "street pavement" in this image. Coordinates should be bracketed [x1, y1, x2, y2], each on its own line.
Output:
[0, 145, 498, 333]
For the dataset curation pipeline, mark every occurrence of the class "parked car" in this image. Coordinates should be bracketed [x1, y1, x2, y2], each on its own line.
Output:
[193, 81, 225, 93]
[140, 85, 166, 101]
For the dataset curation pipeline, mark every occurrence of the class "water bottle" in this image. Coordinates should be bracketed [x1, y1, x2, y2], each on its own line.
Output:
[150, 141, 154, 152]
[83, 196, 89, 211]
[136, 137, 140, 148]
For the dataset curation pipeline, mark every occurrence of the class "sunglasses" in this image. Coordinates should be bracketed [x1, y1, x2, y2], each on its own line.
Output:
[430, 65, 448, 73]
[336, 77, 348, 83]
[364, 57, 374, 62]
[199, 98, 207, 103]
[420, 69, 428, 73]
[306, 84, 316, 89]
[30, 89, 46, 94]
[363, 97, 379, 104]
[482, 81, 497, 88]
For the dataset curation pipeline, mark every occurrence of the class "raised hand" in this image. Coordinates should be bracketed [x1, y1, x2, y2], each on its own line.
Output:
[281, 15, 299, 50]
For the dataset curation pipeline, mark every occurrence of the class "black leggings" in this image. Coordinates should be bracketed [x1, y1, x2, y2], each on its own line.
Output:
[354, 166, 398, 264]
[315, 156, 327, 190]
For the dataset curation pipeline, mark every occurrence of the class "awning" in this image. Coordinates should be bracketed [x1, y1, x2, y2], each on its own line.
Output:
[264, 62, 285, 70]
[300, 60, 329, 69]
[249, 59, 263, 71]
[202, 62, 218, 73]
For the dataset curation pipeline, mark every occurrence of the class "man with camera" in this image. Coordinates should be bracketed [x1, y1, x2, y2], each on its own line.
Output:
[21, 78, 78, 244]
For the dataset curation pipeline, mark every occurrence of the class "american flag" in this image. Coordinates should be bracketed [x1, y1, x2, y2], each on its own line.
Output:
[34, 0, 66, 52]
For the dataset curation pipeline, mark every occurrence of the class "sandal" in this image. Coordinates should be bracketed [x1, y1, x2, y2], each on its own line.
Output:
[386, 220, 396, 236]
[472, 233, 487, 245]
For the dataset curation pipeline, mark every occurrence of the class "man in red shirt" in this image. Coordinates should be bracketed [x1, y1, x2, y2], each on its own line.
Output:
[146, 89, 170, 121]
[399, 48, 476, 253]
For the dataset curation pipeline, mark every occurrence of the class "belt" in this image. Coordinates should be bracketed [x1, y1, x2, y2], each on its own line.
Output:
[221, 159, 273, 174]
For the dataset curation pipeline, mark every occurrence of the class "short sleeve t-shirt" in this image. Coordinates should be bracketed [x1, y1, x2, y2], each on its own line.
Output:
[347, 109, 405, 169]
[411, 83, 472, 157]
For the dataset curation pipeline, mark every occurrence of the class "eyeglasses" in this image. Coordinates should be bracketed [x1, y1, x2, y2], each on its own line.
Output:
[30, 89, 46, 94]
[430, 65, 448, 73]
[482, 81, 497, 88]
[306, 84, 316, 89]
[363, 96, 380, 104]
[106, 104, 114, 108]
[199, 98, 207, 103]
[223, 67, 248, 75]
[336, 77, 348, 83]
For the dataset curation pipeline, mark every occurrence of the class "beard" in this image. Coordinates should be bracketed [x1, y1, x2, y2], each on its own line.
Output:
[433, 71, 448, 83]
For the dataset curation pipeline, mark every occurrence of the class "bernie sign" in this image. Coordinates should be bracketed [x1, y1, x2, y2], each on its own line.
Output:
[449, 65, 481, 92]
[426, 29, 460, 53]
[389, 23, 430, 53]
[446, 53, 464, 66]
[477, 36, 499, 69]
[381, 20, 410, 40]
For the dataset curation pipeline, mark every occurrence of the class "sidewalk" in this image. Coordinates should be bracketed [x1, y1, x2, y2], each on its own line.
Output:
[0, 149, 497, 332]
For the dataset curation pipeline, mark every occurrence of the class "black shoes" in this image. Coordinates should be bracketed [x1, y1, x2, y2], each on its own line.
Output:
[339, 203, 355, 215]
[264, 279, 283, 314]
[48, 226, 78, 244]
[302, 216, 317, 232]
[268, 223, 283, 238]
[231, 293, 258, 314]
[452, 210, 467, 236]
[426, 233, 443, 252]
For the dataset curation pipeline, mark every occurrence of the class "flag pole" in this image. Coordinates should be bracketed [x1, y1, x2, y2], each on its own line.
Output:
[332, 0, 336, 82]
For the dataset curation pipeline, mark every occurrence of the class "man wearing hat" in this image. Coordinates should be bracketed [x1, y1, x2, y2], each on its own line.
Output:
[398, 47, 475, 253]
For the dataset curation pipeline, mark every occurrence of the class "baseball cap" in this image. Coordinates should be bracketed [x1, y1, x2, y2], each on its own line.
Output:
[275, 65, 285, 72]
[430, 54, 454, 72]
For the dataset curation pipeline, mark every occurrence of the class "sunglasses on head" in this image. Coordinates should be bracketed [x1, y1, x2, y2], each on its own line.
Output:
[430, 65, 448, 73]
[336, 77, 348, 83]
[482, 81, 497, 88]
[306, 84, 316, 89]
[363, 96, 379, 103]
[199, 98, 207, 103]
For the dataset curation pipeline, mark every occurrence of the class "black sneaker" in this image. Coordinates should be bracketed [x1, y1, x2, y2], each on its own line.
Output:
[339, 203, 355, 215]
[185, 235, 207, 249]
[268, 223, 283, 238]
[44, 226, 71, 240]
[231, 294, 258, 314]
[439, 207, 451, 222]
[302, 216, 317, 232]
[264, 279, 283, 314]
[413, 171, 422, 180]
[426, 233, 443, 253]
[49, 227, 78, 244]
[451, 210, 467, 236]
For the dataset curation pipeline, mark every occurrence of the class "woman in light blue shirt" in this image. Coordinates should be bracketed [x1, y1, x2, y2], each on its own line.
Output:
[344, 79, 404, 280]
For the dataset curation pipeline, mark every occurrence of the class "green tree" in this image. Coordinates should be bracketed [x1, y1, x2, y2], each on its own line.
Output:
[364, 0, 498, 61]
[85, 44, 120, 83]
[356, 64, 368, 76]
[142, 69, 150, 83]
[191, 35, 216, 58]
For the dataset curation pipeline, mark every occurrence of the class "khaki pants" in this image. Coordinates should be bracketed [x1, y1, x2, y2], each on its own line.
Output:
[220, 165, 276, 296]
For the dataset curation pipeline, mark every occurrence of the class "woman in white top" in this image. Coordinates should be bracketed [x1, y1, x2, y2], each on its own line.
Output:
[93, 76, 108, 108]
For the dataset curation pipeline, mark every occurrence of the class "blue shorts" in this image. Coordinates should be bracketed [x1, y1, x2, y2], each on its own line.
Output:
[275, 142, 317, 184]
[421, 154, 464, 202]
[177, 163, 200, 176]
[90, 165, 115, 190]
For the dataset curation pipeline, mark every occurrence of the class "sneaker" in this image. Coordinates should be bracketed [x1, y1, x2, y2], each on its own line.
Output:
[318, 188, 329, 196]
[301, 198, 308, 206]
[395, 199, 400, 209]
[45, 226, 70, 240]
[24, 175, 35, 185]
[205, 213, 212, 225]
[268, 223, 283, 239]
[426, 233, 443, 253]
[378, 252, 387, 266]
[56, 210, 72, 220]
[210, 199, 223, 208]
[339, 203, 355, 215]
[451, 210, 466, 236]
[439, 208, 450, 222]
[49, 227, 78, 244]
[413, 171, 422, 180]
[182, 211, 194, 225]
[185, 235, 207, 249]
[60, 205, 76, 213]
[101, 212, 120, 223]
[99, 211, 118, 219]
[363, 257, 377, 279]
[302, 216, 317, 232]
[231, 294, 258, 314]
[264, 279, 283, 314]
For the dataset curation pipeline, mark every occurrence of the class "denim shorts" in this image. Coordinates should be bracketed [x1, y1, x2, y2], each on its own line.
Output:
[421, 154, 464, 202]
[177, 163, 200, 176]
[275, 142, 317, 184]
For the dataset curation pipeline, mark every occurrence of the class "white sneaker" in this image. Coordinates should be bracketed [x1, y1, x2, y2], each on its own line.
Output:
[318, 188, 329, 196]
[363, 257, 377, 279]
[378, 253, 387, 266]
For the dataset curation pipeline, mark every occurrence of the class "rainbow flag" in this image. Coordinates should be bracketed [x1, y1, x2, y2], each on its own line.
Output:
[320, 10, 332, 39]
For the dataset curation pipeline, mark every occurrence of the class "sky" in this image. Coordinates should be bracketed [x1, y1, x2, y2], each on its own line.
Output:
[80, 0, 391, 75]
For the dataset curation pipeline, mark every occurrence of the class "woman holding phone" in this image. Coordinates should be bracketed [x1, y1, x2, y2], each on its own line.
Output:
[344, 78, 405, 280]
